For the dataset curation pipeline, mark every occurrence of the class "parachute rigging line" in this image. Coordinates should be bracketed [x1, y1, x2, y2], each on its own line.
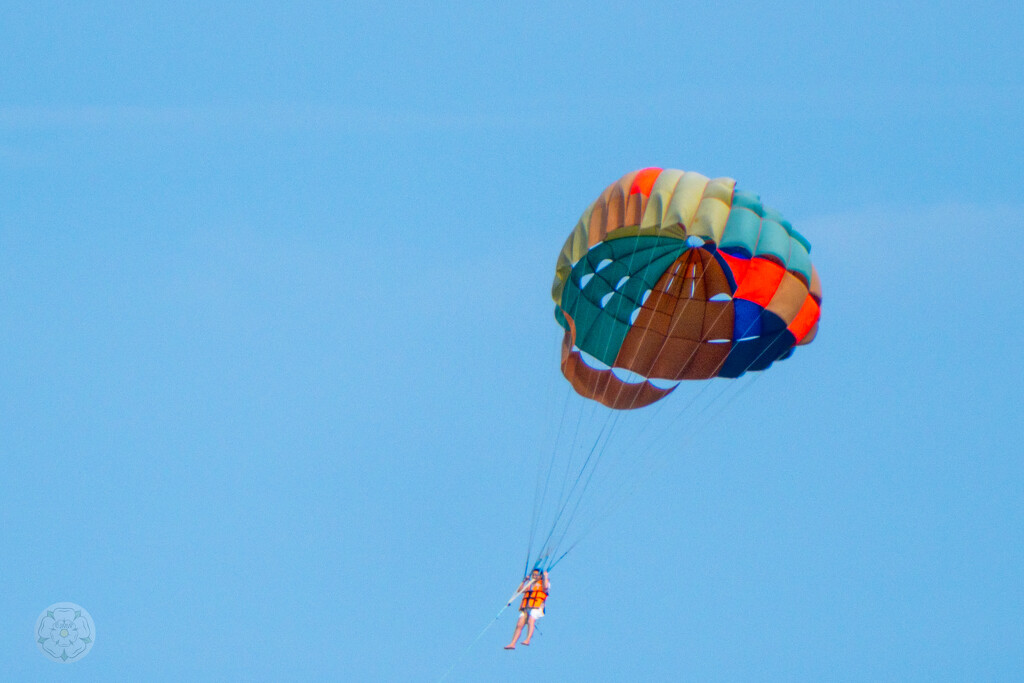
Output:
[547, 324, 796, 570]
[540, 242, 718, 566]
[544, 287, 798, 568]
[525, 385, 574, 577]
[526, 223, 673, 570]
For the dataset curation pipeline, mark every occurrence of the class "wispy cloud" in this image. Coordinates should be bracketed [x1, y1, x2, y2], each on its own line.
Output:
[2, 81, 1020, 135]
[0, 103, 565, 133]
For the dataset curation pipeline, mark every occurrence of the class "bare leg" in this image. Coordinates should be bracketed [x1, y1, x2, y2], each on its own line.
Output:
[521, 616, 537, 645]
[505, 613, 527, 649]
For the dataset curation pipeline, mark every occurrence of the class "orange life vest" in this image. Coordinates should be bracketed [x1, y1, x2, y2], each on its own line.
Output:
[520, 578, 548, 610]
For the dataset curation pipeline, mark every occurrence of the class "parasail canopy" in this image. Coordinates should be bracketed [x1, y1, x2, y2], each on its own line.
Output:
[552, 168, 822, 409]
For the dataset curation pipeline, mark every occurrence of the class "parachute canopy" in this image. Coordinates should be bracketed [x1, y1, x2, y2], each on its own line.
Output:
[552, 168, 822, 409]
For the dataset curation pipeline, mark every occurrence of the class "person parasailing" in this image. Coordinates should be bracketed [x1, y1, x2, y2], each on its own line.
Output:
[504, 568, 550, 649]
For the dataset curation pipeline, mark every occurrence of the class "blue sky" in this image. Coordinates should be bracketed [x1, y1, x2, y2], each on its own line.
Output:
[1, 1, 1022, 680]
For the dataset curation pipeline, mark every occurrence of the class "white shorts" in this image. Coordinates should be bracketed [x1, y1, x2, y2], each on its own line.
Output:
[520, 608, 544, 620]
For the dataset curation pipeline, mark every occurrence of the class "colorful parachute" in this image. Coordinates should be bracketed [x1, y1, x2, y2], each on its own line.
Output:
[552, 168, 822, 409]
